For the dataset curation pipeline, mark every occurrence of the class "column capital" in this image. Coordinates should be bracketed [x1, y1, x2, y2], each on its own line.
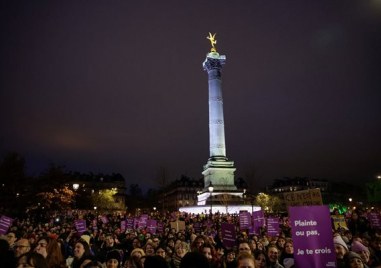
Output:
[203, 54, 226, 73]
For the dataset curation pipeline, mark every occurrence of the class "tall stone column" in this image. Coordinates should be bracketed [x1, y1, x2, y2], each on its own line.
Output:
[201, 51, 237, 192]
[203, 54, 227, 160]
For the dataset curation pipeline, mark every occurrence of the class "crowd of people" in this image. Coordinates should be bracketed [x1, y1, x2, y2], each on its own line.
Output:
[0, 207, 381, 268]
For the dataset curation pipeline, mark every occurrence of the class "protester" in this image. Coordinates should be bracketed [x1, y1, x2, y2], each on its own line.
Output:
[237, 252, 255, 268]
[34, 236, 65, 268]
[17, 252, 48, 268]
[279, 239, 294, 268]
[69, 238, 94, 268]
[266, 245, 284, 268]
[105, 249, 122, 268]
[254, 250, 267, 268]
[14, 238, 31, 258]
[334, 235, 349, 268]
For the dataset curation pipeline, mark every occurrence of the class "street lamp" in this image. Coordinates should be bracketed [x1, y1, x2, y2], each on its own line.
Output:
[73, 183, 79, 191]
[208, 182, 214, 214]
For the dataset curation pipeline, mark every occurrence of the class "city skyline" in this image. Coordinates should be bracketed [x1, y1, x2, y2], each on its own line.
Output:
[1, 1, 380, 190]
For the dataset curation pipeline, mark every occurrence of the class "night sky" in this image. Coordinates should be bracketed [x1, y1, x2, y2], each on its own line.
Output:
[1, 1, 381, 190]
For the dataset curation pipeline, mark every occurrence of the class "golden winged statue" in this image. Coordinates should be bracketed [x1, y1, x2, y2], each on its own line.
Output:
[207, 32, 217, 52]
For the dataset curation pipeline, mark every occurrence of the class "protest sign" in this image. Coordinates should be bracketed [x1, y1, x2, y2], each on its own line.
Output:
[290, 206, 336, 268]
[157, 221, 164, 234]
[138, 214, 148, 229]
[239, 211, 251, 230]
[74, 219, 87, 235]
[267, 217, 280, 237]
[0, 215, 13, 235]
[284, 188, 323, 207]
[147, 219, 157, 234]
[170, 220, 185, 232]
[252, 210, 265, 235]
[221, 223, 236, 249]
[126, 217, 134, 231]
[368, 212, 381, 229]
[331, 215, 348, 231]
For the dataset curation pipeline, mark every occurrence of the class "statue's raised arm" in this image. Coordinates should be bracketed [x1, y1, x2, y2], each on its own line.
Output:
[207, 32, 217, 52]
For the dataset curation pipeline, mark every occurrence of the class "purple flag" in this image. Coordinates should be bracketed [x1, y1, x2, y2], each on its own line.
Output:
[221, 223, 236, 249]
[239, 211, 251, 230]
[267, 217, 280, 237]
[75, 219, 87, 235]
[147, 219, 157, 234]
[252, 210, 265, 235]
[290, 205, 337, 268]
[0, 215, 14, 235]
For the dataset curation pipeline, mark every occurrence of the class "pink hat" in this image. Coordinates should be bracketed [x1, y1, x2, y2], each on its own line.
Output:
[351, 241, 369, 254]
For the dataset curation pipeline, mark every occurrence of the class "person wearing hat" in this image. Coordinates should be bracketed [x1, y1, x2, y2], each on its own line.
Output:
[352, 240, 371, 266]
[105, 249, 122, 268]
[346, 251, 368, 268]
[334, 235, 349, 268]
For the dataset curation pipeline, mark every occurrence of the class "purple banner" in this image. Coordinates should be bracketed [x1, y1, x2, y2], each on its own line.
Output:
[267, 217, 280, 237]
[290, 205, 337, 268]
[75, 219, 87, 235]
[0, 215, 14, 235]
[368, 212, 381, 229]
[239, 211, 251, 230]
[126, 218, 134, 231]
[252, 210, 265, 235]
[138, 214, 148, 229]
[221, 223, 236, 249]
[147, 219, 157, 234]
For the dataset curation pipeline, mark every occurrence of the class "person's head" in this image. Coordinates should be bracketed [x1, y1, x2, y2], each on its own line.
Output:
[106, 250, 122, 268]
[180, 252, 209, 268]
[333, 235, 348, 259]
[226, 249, 236, 262]
[284, 240, 293, 254]
[144, 241, 155, 256]
[17, 252, 48, 268]
[351, 241, 370, 264]
[6, 232, 17, 246]
[152, 237, 160, 248]
[254, 250, 267, 268]
[267, 245, 280, 264]
[237, 252, 255, 268]
[201, 243, 215, 261]
[155, 246, 166, 258]
[132, 238, 141, 249]
[34, 237, 49, 258]
[74, 239, 91, 260]
[144, 255, 168, 268]
[83, 260, 104, 268]
[276, 237, 286, 249]
[346, 251, 365, 268]
[248, 239, 257, 251]
[131, 248, 145, 259]
[238, 241, 252, 255]
[175, 241, 190, 258]
[14, 238, 31, 257]
[105, 234, 115, 247]
[194, 236, 205, 249]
